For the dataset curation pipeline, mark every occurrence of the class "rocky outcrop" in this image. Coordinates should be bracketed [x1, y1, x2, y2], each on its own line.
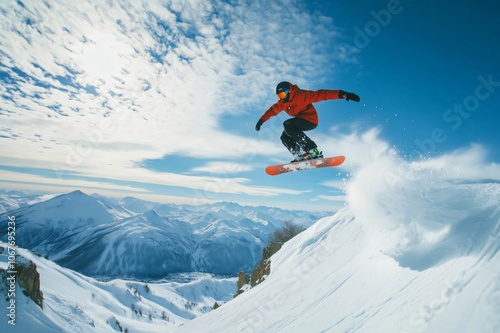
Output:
[233, 242, 277, 297]
[234, 270, 250, 297]
[250, 258, 271, 287]
[0, 249, 43, 309]
[17, 259, 44, 308]
[233, 221, 304, 298]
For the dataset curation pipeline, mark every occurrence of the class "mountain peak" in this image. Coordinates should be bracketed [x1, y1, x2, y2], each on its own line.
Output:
[67, 189, 86, 197]
[17, 190, 125, 225]
[1, 189, 326, 279]
[142, 209, 161, 221]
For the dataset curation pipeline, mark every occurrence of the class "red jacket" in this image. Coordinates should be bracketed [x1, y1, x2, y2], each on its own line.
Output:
[259, 83, 342, 125]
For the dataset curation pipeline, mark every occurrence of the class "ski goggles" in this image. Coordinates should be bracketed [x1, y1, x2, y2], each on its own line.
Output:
[276, 89, 289, 100]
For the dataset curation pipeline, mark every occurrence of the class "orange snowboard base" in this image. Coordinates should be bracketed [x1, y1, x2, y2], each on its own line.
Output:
[265, 156, 345, 176]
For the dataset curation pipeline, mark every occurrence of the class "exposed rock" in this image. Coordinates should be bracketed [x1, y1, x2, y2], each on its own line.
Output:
[234, 243, 275, 298]
[233, 222, 302, 297]
[0, 254, 43, 309]
[250, 258, 271, 287]
[234, 270, 250, 298]
[16, 259, 44, 309]
[237, 270, 250, 290]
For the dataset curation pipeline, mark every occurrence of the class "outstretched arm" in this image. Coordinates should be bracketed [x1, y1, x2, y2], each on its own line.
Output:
[300, 89, 360, 103]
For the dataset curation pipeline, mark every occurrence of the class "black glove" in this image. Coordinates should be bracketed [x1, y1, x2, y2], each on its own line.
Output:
[255, 119, 264, 131]
[339, 90, 360, 102]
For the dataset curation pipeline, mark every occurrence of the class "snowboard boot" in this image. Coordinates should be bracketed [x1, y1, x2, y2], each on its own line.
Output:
[302, 148, 323, 160]
[291, 148, 323, 162]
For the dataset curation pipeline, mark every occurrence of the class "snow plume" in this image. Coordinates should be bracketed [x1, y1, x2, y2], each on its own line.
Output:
[342, 130, 500, 270]
[175, 129, 499, 333]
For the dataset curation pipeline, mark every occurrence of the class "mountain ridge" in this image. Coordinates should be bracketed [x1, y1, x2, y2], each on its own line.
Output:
[0, 190, 329, 279]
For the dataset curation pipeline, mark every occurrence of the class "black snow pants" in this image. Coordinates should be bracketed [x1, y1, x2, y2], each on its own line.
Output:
[280, 118, 317, 156]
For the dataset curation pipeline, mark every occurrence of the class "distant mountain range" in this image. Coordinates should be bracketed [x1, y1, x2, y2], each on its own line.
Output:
[0, 190, 60, 214]
[0, 190, 330, 279]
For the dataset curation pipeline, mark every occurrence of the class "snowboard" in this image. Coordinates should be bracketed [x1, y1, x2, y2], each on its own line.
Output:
[265, 156, 345, 176]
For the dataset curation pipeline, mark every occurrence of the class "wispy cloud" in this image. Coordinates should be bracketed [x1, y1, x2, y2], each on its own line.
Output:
[190, 161, 254, 174]
[0, 0, 344, 200]
[0, 169, 149, 192]
[315, 194, 346, 202]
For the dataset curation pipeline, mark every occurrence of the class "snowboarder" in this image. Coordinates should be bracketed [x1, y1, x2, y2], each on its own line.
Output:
[255, 81, 360, 162]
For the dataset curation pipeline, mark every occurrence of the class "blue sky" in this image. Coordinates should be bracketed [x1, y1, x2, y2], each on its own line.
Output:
[1, 0, 499, 211]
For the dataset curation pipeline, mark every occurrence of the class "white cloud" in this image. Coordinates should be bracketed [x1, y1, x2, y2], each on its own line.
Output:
[190, 161, 254, 174]
[0, 166, 308, 199]
[0, 169, 149, 193]
[0, 0, 347, 200]
[0, 180, 213, 206]
[321, 180, 349, 191]
[315, 194, 346, 202]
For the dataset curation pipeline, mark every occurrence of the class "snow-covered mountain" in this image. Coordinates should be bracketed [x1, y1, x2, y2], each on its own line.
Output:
[0, 190, 328, 279]
[0, 190, 59, 214]
[173, 156, 500, 333]
[1, 152, 499, 332]
[0, 243, 235, 333]
[55, 210, 197, 279]
[117, 196, 162, 214]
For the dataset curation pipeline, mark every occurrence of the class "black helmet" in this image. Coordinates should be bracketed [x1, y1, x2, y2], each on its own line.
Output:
[275, 81, 291, 101]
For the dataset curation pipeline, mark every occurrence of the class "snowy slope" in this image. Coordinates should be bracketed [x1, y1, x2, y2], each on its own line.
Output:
[0, 243, 236, 333]
[173, 151, 500, 333]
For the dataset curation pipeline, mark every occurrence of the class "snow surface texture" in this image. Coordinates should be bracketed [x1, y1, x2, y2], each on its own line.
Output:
[0, 244, 236, 333]
[174, 145, 499, 333]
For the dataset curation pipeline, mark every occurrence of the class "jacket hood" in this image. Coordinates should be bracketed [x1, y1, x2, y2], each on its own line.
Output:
[286, 83, 299, 102]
